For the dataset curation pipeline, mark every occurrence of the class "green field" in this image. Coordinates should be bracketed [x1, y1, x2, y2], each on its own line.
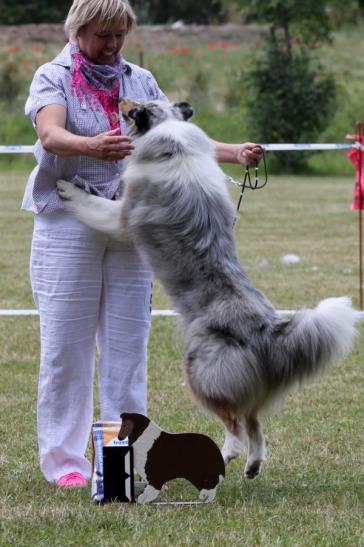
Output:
[0, 171, 363, 546]
[1, 17, 364, 547]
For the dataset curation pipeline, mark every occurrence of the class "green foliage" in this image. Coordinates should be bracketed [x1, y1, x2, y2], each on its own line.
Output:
[244, 0, 331, 35]
[0, 0, 227, 25]
[0, 62, 22, 103]
[0, 44, 41, 141]
[0, 0, 71, 24]
[132, 0, 227, 24]
[0, 44, 42, 169]
[236, 0, 339, 172]
[324, 0, 363, 27]
[187, 65, 211, 109]
[0, 0, 362, 26]
[245, 46, 337, 171]
[0, 111, 35, 144]
[237, 0, 362, 30]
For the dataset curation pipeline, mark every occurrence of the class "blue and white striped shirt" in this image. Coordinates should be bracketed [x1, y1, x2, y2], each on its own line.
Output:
[22, 43, 167, 214]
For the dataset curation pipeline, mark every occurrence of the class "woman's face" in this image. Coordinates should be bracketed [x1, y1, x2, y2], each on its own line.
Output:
[77, 19, 127, 65]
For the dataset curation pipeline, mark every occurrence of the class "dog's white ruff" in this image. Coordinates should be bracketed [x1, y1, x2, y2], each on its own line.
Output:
[130, 421, 161, 490]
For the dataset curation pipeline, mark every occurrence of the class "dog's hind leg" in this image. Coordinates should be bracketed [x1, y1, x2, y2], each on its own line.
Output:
[220, 415, 247, 464]
[244, 414, 266, 479]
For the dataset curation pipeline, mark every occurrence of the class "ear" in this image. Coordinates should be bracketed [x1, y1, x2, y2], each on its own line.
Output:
[174, 101, 194, 120]
[128, 106, 151, 131]
[118, 417, 133, 440]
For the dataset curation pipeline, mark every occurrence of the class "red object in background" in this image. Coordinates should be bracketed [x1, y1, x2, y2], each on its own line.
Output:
[347, 124, 364, 210]
[347, 122, 364, 309]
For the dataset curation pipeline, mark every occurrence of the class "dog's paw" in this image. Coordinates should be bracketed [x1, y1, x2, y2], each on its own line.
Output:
[56, 180, 83, 201]
[244, 459, 262, 480]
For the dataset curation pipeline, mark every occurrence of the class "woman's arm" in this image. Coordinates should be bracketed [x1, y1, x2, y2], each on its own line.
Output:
[36, 104, 134, 161]
[212, 139, 263, 167]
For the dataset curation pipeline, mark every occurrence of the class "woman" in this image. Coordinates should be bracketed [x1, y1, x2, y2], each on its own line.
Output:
[23, 0, 263, 488]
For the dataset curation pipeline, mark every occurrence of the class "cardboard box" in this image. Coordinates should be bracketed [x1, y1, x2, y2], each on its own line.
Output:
[91, 422, 134, 503]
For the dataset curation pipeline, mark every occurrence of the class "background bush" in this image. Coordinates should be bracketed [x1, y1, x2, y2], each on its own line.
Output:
[244, 46, 337, 172]
[1, 0, 363, 25]
[233, 0, 340, 172]
[0, 0, 71, 25]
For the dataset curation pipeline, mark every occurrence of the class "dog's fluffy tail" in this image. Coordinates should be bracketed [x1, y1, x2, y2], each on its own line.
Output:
[185, 297, 359, 415]
[275, 296, 359, 386]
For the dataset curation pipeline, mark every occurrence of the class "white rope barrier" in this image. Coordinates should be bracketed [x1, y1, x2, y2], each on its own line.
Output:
[0, 310, 39, 316]
[262, 143, 362, 151]
[0, 143, 363, 154]
[0, 309, 180, 317]
[1, 309, 364, 319]
[0, 145, 35, 154]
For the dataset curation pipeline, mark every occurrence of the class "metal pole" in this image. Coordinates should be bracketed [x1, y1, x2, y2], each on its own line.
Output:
[356, 122, 364, 309]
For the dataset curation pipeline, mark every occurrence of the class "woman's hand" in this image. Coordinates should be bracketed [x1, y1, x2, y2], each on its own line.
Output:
[87, 128, 134, 161]
[212, 139, 264, 166]
[236, 143, 264, 167]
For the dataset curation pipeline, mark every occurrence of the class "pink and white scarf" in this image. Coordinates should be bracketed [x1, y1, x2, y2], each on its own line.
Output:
[70, 41, 121, 129]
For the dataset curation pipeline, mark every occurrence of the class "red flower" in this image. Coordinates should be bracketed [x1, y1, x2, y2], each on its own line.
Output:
[169, 45, 190, 56]
[170, 46, 181, 56]
[5, 45, 21, 54]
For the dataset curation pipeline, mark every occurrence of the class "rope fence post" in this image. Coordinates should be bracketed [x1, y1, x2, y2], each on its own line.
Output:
[356, 122, 364, 309]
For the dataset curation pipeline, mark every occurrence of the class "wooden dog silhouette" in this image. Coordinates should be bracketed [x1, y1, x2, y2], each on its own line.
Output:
[118, 413, 225, 504]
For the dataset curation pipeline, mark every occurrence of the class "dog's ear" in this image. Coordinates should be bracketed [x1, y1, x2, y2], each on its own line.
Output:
[128, 106, 151, 132]
[118, 418, 134, 440]
[174, 101, 194, 121]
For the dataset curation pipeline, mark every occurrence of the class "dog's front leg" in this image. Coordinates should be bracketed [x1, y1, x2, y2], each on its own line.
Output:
[56, 180, 129, 242]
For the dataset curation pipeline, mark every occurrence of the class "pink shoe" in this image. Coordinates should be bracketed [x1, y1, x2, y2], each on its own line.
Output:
[56, 472, 88, 489]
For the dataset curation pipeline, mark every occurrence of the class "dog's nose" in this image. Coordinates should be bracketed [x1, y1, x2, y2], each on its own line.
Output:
[119, 99, 139, 116]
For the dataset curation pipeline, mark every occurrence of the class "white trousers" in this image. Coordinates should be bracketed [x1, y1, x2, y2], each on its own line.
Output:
[30, 211, 152, 482]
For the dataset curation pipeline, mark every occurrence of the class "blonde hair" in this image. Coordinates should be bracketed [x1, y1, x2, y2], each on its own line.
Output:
[64, 0, 136, 40]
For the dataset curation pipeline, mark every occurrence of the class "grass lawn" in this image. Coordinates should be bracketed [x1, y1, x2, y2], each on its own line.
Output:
[0, 170, 363, 546]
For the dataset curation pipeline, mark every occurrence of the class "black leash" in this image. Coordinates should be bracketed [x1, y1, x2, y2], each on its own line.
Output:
[225, 151, 268, 225]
